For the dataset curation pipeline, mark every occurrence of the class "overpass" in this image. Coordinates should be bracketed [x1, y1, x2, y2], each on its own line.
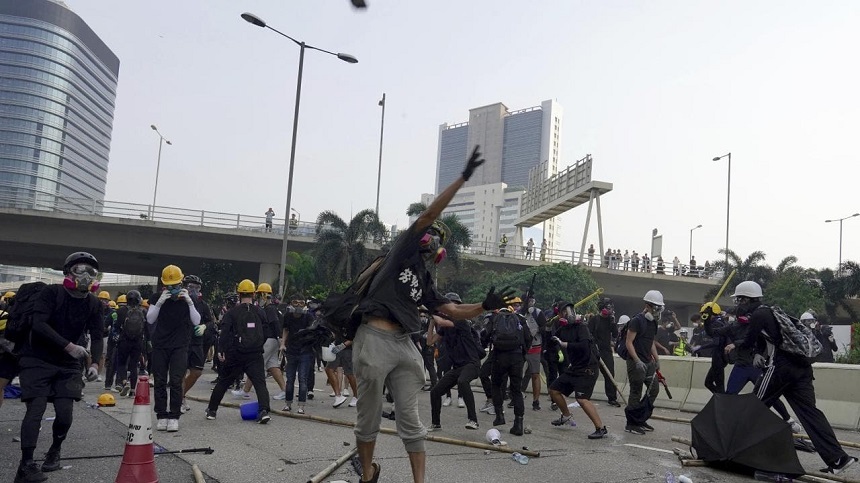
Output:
[0, 199, 722, 312]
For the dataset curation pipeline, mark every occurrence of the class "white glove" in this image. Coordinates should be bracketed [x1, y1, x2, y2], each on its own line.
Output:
[179, 289, 192, 305]
[85, 364, 99, 382]
[635, 360, 647, 373]
[193, 324, 206, 337]
[331, 343, 346, 355]
[156, 291, 171, 307]
[64, 342, 89, 359]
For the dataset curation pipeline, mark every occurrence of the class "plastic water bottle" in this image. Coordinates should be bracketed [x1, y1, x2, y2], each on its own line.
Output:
[511, 452, 529, 465]
[678, 476, 693, 483]
[753, 471, 793, 482]
[666, 471, 676, 483]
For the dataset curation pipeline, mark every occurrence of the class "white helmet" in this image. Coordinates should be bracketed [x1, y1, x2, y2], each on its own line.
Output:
[643, 290, 665, 306]
[486, 428, 501, 444]
[618, 315, 630, 325]
[800, 312, 815, 321]
[732, 281, 763, 298]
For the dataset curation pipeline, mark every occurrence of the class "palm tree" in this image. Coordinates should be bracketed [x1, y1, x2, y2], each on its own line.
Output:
[405, 203, 472, 269]
[707, 249, 773, 300]
[314, 209, 387, 286]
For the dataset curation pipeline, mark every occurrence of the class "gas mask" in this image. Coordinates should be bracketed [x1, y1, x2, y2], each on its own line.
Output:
[644, 304, 663, 321]
[287, 301, 308, 315]
[185, 283, 201, 300]
[559, 305, 576, 325]
[62, 263, 99, 293]
[166, 284, 182, 299]
[419, 231, 446, 264]
[600, 306, 614, 318]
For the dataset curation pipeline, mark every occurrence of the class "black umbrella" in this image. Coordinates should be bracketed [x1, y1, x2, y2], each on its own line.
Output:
[691, 393, 805, 476]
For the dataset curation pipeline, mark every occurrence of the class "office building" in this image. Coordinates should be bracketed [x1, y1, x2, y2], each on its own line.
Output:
[0, 0, 119, 209]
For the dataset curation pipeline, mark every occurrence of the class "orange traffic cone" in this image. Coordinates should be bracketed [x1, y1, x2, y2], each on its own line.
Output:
[115, 376, 159, 483]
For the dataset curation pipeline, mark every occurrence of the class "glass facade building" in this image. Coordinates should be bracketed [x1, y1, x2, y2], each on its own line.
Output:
[0, 0, 119, 210]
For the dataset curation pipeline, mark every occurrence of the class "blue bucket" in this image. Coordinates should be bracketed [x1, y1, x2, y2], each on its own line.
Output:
[240, 401, 259, 421]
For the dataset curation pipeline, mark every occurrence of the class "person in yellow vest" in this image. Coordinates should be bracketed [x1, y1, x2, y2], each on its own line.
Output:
[499, 234, 508, 257]
[672, 329, 692, 356]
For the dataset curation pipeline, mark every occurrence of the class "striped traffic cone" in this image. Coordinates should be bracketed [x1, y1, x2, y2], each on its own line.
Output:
[115, 376, 159, 483]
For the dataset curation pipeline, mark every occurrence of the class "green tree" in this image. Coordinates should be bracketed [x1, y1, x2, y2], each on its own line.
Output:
[464, 262, 599, 311]
[818, 267, 859, 322]
[765, 272, 824, 317]
[707, 249, 773, 300]
[405, 203, 473, 269]
[314, 209, 387, 287]
[200, 261, 241, 306]
[281, 251, 318, 296]
[136, 284, 155, 300]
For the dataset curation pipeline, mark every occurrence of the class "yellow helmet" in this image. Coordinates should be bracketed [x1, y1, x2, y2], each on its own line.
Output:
[98, 393, 116, 407]
[2, 291, 15, 300]
[141, 299, 150, 308]
[237, 279, 256, 294]
[700, 301, 722, 321]
[98, 291, 111, 300]
[117, 294, 127, 304]
[257, 282, 273, 294]
[161, 265, 184, 285]
[108, 300, 117, 309]
[509, 297, 523, 305]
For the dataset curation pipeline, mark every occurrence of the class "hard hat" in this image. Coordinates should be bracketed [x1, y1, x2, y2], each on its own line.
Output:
[98, 393, 116, 407]
[486, 428, 502, 444]
[63, 251, 99, 274]
[237, 279, 256, 294]
[731, 281, 763, 298]
[117, 294, 127, 304]
[108, 300, 117, 309]
[257, 282, 273, 294]
[509, 297, 523, 304]
[98, 291, 111, 300]
[183, 274, 203, 286]
[643, 290, 665, 306]
[161, 265, 184, 285]
[444, 292, 462, 304]
[618, 314, 630, 325]
[2, 291, 15, 300]
[800, 312, 815, 321]
[428, 219, 451, 246]
[141, 298, 150, 308]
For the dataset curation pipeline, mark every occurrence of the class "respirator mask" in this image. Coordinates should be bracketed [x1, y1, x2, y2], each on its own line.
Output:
[166, 283, 182, 299]
[419, 232, 446, 264]
[644, 303, 663, 321]
[63, 263, 99, 293]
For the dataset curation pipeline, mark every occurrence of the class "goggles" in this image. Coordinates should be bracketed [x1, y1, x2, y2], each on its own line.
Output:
[291, 300, 306, 307]
[69, 263, 98, 277]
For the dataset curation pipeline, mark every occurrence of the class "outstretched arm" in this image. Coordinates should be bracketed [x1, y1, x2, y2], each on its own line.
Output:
[414, 146, 484, 233]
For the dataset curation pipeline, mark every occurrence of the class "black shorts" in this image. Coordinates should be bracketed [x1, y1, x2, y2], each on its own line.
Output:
[0, 352, 19, 380]
[187, 345, 205, 370]
[549, 368, 598, 400]
[18, 356, 84, 401]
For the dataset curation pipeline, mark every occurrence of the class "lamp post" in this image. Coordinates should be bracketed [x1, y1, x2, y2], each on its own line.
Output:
[241, 12, 357, 298]
[375, 93, 386, 217]
[825, 213, 860, 277]
[712, 152, 731, 269]
[150, 124, 172, 220]
[689, 224, 702, 263]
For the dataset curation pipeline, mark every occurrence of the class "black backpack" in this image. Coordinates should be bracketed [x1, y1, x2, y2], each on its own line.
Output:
[123, 307, 146, 341]
[5, 282, 58, 347]
[233, 304, 265, 353]
[615, 319, 631, 360]
[321, 255, 386, 338]
[491, 311, 527, 351]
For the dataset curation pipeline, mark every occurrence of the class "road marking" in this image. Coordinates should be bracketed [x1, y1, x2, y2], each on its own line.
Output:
[623, 443, 675, 454]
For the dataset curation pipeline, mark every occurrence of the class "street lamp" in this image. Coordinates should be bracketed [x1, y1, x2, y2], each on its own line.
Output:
[825, 213, 860, 277]
[150, 124, 172, 220]
[712, 152, 731, 269]
[242, 12, 358, 298]
[689, 224, 702, 263]
[375, 93, 386, 217]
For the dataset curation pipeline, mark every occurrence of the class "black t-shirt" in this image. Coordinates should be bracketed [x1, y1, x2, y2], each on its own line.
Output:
[355, 221, 449, 332]
[628, 313, 658, 362]
[283, 312, 313, 356]
[587, 314, 617, 352]
[23, 285, 102, 368]
[562, 322, 598, 372]
[263, 304, 283, 340]
[740, 303, 807, 366]
[148, 294, 193, 349]
[189, 299, 213, 346]
[438, 320, 483, 367]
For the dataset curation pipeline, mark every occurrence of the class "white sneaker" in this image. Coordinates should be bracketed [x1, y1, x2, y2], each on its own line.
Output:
[156, 419, 168, 431]
[167, 419, 179, 432]
[789, 419, 804, 435]
[333, 396, 348, 408]
[479, 400, 493, 413]
[96, 376, 104, 382]
[231, 389, 251, 400]
[349, 397, 358, 407]
[442, 396, 452, 407]
[180, 400, 191, 414]
[342, 389, 350, 397]
[458, 397, 465, 408]
[272, 391, 287, 400]
[329, 392, 337, 397]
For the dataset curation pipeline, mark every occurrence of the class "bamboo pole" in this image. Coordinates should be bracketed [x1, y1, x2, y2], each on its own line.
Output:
[192, 464, 206, 483]
[681, 459, 707, 467]
[798, 474, 860, 483]
[651, 415, 693, 424]
[597, 357, 627, 406]
[307, 447, 358, 483]
[185, 395, 541, 458]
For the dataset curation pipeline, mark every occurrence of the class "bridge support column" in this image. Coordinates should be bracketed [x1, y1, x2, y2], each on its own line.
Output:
[578, 188, 606, 266]
[258, 263, 279, 292]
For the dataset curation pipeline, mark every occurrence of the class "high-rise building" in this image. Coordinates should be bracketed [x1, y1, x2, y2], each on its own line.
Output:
[435, 100, 563, 250]
[0, 0, 119, 210]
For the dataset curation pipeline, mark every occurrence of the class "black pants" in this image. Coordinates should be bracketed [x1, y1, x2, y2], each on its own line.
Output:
[422, 349, 438, 387]
[151, 346, 188, 420]
[756, 359, 849, 467]
[546, 354, 568, 388]
[115, 338, 143, 386]
[597, 349, 618, 402]
[480, 354, 494, 399]
[431, 362, 480, 424]
[491, 350, 524, 417]
[704, 357, 726, 394]
[104, 337, 117, 388]
[209, 352, 270, 414]
[20, 397, 74, 462]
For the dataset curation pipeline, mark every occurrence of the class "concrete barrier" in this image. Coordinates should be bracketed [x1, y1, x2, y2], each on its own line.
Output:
[807, 363, 860, 430]
[652, 356, 693, 410]
[594, 356, 628, 403]
[681, 357, 716, 412]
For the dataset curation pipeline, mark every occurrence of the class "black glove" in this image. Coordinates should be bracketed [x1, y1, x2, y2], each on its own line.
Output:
[482, 286, 516, 311]
[461, 146, 485, 181]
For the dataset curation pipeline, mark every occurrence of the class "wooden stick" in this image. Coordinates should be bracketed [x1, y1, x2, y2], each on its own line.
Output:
[191, 464, 206, 483]
[793, 433, 860, 450]
[799, 473, 860, 483]
[307, 447, 358, 483]
[681, 459, 708, 467]
[651, 415, 693, 424]
[185, 395, 541, 458]
[597, 357, 627, 406]
[671, 435, 692, 446]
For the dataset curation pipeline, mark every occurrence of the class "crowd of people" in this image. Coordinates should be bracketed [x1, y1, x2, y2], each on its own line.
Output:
[584, 245, 714, 278]
[0, 145, 856, 482]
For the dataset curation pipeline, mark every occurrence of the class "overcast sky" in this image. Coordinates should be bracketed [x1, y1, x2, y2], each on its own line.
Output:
[69, 0, 860, 272]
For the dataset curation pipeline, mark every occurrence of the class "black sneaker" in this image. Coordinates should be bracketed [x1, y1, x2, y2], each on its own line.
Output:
[607, 400, 621, 407]
[588, 426, 608, 439]
[306, 393, 315, 400]
[625, 424, 645, 435]
[640, 422, 654, 432]
[550, 402, 559, 411]
[41, 449, 61, 472]
[257, 410, 270, 424]
[15, 462, 47, 483]
[532, 400, 541, 411]
[822, 455, 858, 474]
[204, 409, 217, 420]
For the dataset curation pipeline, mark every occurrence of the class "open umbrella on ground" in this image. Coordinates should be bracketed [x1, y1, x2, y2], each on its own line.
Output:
[691, 393, 805, 477]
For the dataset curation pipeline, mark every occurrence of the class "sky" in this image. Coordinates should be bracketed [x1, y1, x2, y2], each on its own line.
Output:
[67, 0, 860, 272]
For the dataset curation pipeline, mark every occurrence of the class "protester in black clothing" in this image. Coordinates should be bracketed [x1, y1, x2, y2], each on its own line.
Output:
[624, 290, 662, 435]
[733, 281, 857, 475]
[520, 296, 546, 410]
[114, 290, 146, 397]
[802, 312, 838, 363]
[206, 279, 270, 423]
[181, 275, 214, 411]
[281, 293, 315, 413]
[587, 298, 620, 407]
[15, 252, 103, 483]
[486, 307, 532, 436]
[427, 294, 485, 431]
[146, 265, 201, 433]
[418, 307, 438, 391]
[697, 303, 727, 394]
